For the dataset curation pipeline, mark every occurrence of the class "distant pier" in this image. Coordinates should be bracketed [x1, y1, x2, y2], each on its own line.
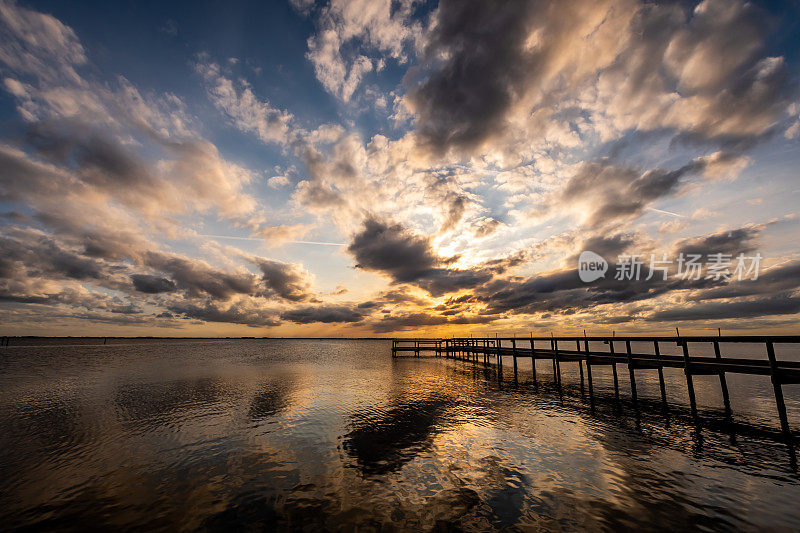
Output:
[392, 335, 800, 437]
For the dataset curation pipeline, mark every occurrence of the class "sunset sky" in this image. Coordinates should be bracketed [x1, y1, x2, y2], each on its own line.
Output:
[1, 0, 800, 336]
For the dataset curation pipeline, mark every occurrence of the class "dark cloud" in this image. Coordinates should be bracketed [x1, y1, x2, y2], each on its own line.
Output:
[347, 216, 520, 296]
[253, 259, 314, 302]
[0, 285, 141, 315]
[409, 0, 793, 162]
[472, 225, 756, 317]
[649, 294, 800, 321]
[168, 301, 281, 327]
[566, 234, 636, 264]
[0, 231, 107, 282]
[555, 159, 705, 228]
[279, 305, 364, 324]
[0, 221, 320, 329]
[348, 216, 440, 283]
[371, 312, 449, 333]
[690, 260, 800, 301]
[357, 289, 430, 310]
[369, 310, 498, 333]
[408, 0, 537, 153]
[672, 226, 760, 257]
[24, 120, 158, 195]
[143, 252, 256, 300]
[131, 274, 176, 294]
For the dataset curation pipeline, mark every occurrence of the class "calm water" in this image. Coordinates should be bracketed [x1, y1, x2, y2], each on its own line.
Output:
[2, 338, 800, 531]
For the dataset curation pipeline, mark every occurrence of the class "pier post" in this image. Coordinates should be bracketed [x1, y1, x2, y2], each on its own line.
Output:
[766, 340, 792, 437]
[553, 338, 562, 387]
[654, 341, 668, 411]
[713, 340, 732, 421]
[609, 340, 620, 402]
[496, 335, 502, 380]
[680, 340, 699, 422]
[626, 340, 638, 406]
[512, 338, 518, 382]
[530, 334, 537, 383]
[584, 338, 594, 405]
[576, 340, 585, 395]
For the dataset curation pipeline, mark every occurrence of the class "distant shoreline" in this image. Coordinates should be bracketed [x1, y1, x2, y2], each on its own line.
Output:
[0, 336, 396, 340]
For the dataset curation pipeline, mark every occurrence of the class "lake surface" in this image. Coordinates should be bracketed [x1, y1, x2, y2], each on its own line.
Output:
[1, 338, 800, 531]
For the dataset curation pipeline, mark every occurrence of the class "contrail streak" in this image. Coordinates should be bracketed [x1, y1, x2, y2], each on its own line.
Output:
[646, 207, 684, 218]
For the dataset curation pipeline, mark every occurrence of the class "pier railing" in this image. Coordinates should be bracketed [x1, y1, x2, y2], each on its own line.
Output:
[392, 335, 800, 437]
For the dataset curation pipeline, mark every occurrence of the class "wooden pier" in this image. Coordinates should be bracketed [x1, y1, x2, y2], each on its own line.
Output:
[392, 335, 800, 437]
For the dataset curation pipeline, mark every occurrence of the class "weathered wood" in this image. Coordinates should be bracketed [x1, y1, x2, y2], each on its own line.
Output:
[681, 340, 699, 422]
[767, 340, 791, 437]
[512, 338, 518, 382]
[626, 340, 638, 406]
[609, 340, 620, 402]
[654, 341, 668, 411]
[496, 336, 502, 381]
[576, 340, 585, 395]
[584, 338, 594, 405]
[714, 340, 732, 421]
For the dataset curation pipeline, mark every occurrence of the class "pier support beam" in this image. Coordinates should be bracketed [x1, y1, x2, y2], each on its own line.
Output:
[584, 338, 594, 405]
[512, 338, 518, 383]
[654, 341, 668, 412]
[767, 340, 792, 437]
[626, 340, 638, 406]
[680, 341, 699, 422]
[576, 340, 585, 395]
[713, 341, 732, 422]
[609, 340, 620, 402]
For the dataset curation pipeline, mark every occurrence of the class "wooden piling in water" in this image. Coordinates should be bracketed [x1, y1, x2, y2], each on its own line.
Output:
[654, 341, 668, 411]
[512, 338, 518, 382]
[714, 340, 732, 421]
[584, 337, 594, 405]
[767, 340, 791, 437]
[680, 340, 699, 422]
[553, 338, 562, 388]
[609, 340, 620, 402]
[576, 339, 585, 395]
[626, 340, 638, 406]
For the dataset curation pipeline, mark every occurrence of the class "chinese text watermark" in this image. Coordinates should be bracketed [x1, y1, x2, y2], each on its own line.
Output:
[578, 251, 762, 282]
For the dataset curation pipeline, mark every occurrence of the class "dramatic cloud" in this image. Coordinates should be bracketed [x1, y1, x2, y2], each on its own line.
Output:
[650, 295, 800, 322]
[348, 216, 441, 283]
[168, 300, 281, 327]
[673, 226, 761, 257]
[1, 0, 799, 335]
[347, 217, 525, 296]
[253, 259, 315, 302]
[130, 274, 177, 294]
[280, 305, 364, 324]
